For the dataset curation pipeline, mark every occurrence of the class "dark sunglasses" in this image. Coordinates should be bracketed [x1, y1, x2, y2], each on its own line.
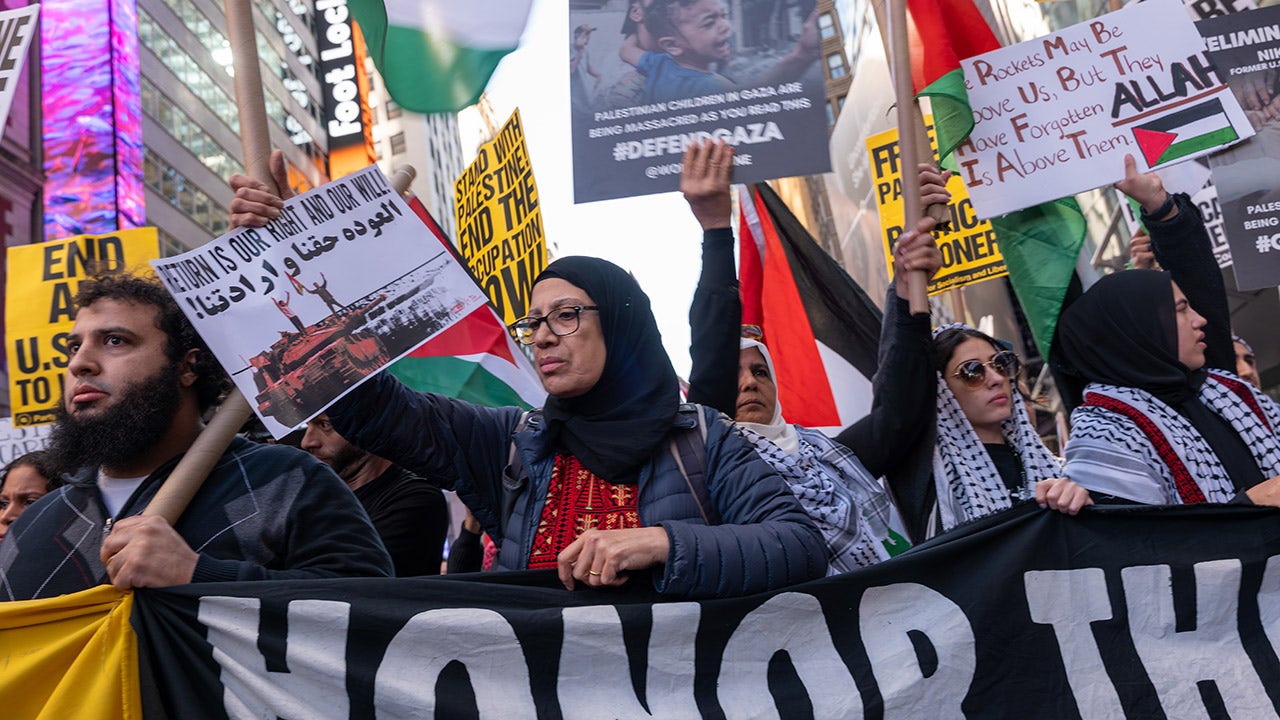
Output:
[950, 350, 1021, 387]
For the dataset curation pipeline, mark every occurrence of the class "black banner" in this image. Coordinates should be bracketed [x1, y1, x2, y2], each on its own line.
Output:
[133, 504, 1280, 719]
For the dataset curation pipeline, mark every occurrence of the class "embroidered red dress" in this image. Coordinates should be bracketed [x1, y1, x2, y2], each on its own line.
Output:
[527, 454, 641, 569]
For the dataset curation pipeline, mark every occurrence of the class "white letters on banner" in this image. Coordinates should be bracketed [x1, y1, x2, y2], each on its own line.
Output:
[194, 556, 1280, 718]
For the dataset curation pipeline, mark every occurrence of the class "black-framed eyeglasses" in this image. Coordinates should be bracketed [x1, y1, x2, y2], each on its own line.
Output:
[508, 305, 600, 345]
[950, 350, 1021, 387]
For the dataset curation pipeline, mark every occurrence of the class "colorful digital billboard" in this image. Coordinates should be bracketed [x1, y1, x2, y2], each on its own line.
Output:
[41, 0, 144, 240]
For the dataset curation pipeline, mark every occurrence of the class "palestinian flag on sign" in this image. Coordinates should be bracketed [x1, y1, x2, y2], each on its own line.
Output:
[390, 197, 545, 409]
[737, 183, 881, 433]
[907, 0, 1001, 166]
[1133, 97, 1238, 168]
[350, 0, 533, 114]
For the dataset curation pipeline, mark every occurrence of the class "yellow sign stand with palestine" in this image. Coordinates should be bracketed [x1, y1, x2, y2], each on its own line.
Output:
[6, 229, 160, 426]
[454, 109, 547, 326]
[866, 119, 1006, 295]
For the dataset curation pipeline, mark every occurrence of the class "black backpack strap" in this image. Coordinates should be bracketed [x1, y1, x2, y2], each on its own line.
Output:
[501, 410, 538, 532]
[670, 404, 717, 525]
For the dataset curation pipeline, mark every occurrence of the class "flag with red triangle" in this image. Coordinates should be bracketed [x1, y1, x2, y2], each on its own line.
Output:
[737, 183, 882, 433]
[389, 197, 545, 409]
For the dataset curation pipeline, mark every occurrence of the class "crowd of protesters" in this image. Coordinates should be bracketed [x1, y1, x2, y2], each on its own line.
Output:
[0, 141, 1276, 606]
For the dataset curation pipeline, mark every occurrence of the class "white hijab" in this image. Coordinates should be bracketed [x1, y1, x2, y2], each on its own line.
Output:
[737, 339, 800, 454]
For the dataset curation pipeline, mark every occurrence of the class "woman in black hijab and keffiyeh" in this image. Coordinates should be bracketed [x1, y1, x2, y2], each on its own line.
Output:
[1055, 270, 1280, 505]
[328, 256, 827, 599]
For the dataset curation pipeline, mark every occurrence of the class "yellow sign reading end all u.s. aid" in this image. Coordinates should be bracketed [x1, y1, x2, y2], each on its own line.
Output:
[865, 119, 1007, 296]
[5, 229, 161, 426]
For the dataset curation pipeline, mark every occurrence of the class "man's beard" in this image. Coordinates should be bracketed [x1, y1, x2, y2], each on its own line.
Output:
[327, 442, 371, 484]
[49, 363, 183, 475]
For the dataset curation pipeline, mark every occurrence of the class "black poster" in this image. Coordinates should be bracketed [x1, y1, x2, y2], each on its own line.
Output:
[1199, 7, 1280, 290]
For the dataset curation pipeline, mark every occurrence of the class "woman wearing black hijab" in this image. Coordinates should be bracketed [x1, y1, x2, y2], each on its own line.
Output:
[327, 256, 827, 598]
[1055, 270, 1280, 505]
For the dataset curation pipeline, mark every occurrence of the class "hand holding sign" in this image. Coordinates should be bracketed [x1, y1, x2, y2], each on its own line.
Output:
[1116, 154, 1176, 220]
[230, 150, 292, 228]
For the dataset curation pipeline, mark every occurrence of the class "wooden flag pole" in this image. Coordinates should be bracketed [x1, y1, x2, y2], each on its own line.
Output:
[876, 0, 943, 315]
[143, 0, 271, 522]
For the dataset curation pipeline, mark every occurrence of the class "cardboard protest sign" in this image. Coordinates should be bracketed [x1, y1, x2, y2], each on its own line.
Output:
[1199, 5, 1280, 290]
[866, 119, 1007, 295]
[454, 110, 546, 326]
[955, 0, 1254, 218]
[152, 166, 486, 437]
[5, 228, 159, 426]
[0, 417, 51, 465]
[567, 0, 830, 203]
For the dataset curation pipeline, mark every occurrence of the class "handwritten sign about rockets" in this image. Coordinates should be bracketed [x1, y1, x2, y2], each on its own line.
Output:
[153, 165, 486, 437]
[955, 0, 1253, 218]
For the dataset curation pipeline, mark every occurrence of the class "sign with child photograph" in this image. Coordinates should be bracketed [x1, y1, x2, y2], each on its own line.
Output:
[955, 0, 1254, 218]
[569, 0, 831, 203]
[152, 166, 486, 438]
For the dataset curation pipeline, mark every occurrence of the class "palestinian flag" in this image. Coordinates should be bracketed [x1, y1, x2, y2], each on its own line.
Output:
[390, 197, 545, 409]
[905, 0, 1085, 360]
[737, 183, 881, 433]
[1133, 98, 1238, 167]
[906, 0, 1001, 166]
[350, 0, 533, 114]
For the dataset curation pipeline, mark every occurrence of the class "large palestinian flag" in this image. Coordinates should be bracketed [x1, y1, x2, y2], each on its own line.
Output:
[392, 198, 545, 409]
[737, 183, 881, 433]
[350, 0, 533, 114]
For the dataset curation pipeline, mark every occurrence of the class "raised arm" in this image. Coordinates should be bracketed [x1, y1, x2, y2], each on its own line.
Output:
[1115, 154, 1233, 372]
[682, 140, 740, 415]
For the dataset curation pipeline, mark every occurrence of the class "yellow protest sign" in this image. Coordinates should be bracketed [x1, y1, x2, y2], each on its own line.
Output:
[6, 228, 160, 426]
[866, 120, 1007, 295]
[454, 109, 547, 325]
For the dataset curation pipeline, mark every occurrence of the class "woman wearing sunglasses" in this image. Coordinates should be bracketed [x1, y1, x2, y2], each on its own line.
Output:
[927, 325, 1091, 535]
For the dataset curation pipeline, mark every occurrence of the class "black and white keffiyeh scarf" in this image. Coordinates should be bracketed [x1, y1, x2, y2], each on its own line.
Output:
[931, 324, 1064, 533]
[737, 424, 893, 572]
[1069, 370, 1280, 504]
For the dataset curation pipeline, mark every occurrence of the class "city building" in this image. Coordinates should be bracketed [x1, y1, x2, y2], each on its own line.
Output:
[40, 0, 331, 257]
[365, 62, 466, 242]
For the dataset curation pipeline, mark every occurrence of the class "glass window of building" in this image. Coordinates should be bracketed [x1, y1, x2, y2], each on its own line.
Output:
[386, 100, 402, 120]
[826, 53, 846, 79]
[818, 13, 835, 40]
[391, 132, 407, 155]
[825, 101, 836, 126]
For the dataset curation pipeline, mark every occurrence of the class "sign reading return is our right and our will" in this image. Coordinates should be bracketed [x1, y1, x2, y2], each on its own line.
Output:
[954, 0, 1254, 218]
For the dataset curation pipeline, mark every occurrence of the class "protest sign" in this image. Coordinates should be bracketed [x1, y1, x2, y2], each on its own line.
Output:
[1198, 5, 1280, 290]
[0, 4, 36, 132]
[152, 166, 486, 437]
[955, 0, 1254, 218]
[96, 504, 1280, 718]
[866, 119, 1007, 295]
[567, 1, 830, 203]
[0, 417, 51, 465]
[5, 228, 159, 426]
[453, 110, 546, 325]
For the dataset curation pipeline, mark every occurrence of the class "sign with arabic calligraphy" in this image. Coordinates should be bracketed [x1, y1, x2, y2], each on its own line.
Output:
[454, 109, 546, 325]
[152, 165, 487, 438]
[5, 227, 159, 426]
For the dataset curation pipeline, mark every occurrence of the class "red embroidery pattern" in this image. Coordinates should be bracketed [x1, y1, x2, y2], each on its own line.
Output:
[1083, 393, 1207, 504]
[527, 455, 640, 570]
[1209, 374, 1272, 433]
